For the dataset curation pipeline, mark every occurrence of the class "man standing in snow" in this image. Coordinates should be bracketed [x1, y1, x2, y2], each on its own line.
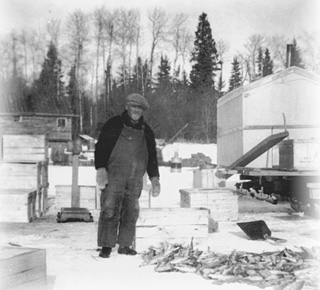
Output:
[95, 93, 161, 258]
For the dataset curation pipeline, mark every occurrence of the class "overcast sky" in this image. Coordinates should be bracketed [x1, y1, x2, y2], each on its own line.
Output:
[0, 0, 319, 74]
[1, 0, 319, 42]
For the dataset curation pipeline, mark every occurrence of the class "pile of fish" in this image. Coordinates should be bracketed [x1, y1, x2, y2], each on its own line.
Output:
[141, 240, 320, 289]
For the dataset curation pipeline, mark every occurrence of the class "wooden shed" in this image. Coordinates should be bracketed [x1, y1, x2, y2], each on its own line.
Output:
[217, 67, 320, 168]
[0, 112, 76, 163]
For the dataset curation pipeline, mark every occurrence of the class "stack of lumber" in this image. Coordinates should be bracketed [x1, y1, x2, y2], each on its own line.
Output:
[0, 247, 47, 290]
[0, 135, 49, 222]
[135, 208, 209, 252]
[179, 188, 238, 221]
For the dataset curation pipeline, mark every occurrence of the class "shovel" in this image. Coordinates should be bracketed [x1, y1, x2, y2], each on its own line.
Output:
[237, 220, 287, 243]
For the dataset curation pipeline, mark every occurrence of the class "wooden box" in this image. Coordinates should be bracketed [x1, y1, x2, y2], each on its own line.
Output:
[180, 188, 238, 221]
[55, 185, 97, 209]
[193, 168, 216, 188]
[0, 247, 46, 290]
[135, 208, 209, 252]
[2, 134, 48, 162]
[0, 161, 48, 217]
[0, 189, 37, 223]
[0, 162, 39, 189]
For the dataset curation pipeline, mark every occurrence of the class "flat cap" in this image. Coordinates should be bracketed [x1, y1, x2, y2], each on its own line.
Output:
[126, 93, 149, 110]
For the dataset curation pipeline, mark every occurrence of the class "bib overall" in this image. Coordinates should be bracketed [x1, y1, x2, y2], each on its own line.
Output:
[97, 124, 148, 248]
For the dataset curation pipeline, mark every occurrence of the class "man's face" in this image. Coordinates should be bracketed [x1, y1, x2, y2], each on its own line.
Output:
[126, 103, 144, 122]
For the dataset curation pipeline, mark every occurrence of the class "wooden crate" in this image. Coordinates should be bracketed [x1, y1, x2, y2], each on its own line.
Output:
[55, 185, 97, 209]
[0, 189, 37, 223]
[0, 247, 46, 290]
[0, 162, 39, 189]
[0, 161, 48, 217]
[2, 134, 48, 162]
[193, 168, 216, 188]
[180, 188, 238, 221]
[135, 208, 209, 252]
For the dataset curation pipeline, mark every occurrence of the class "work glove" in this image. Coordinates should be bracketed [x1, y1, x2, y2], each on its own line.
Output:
[150, 177, 161, 197]
[96, 168, 108, 190]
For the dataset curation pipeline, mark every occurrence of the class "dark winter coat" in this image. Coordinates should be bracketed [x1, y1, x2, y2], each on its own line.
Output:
[94, 110, 160, 179]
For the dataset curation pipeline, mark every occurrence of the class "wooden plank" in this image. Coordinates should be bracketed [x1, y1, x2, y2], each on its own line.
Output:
[136, 224, 208, 238]
[0, 247, 46, 278]
[0, 176, 38, 189]
[13, 277, 47, 290]
[2, 153, 46, 162]
[0, 247, 46, 290]
[1, 266, 46, 289]
[2, 135, 46, 148]
[0, 162, 38, 175]
[137, 208, 208, 226]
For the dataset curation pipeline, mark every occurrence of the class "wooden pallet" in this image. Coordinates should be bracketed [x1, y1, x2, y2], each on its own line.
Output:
[0, 247, 46, 290]
[135, 208, 209, 252]
[180, 188, 238, 221]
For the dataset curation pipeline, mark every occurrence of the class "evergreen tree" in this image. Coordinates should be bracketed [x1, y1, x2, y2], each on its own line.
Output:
[66, 64, 79, 139]
[257, 47, 263, 79]
[228, 56, 242, 92]
[216, 73, 225, 98]
[262, 48, 273, 76]
[156, 55, 171, 89]
[290, 38, 305, 69]
[189, 13, 219, 90]
[130, 57, 150, 94]
[33, 42, 66, 113]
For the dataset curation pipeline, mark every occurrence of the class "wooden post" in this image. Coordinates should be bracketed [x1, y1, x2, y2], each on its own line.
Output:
[71, 137, 81, 208]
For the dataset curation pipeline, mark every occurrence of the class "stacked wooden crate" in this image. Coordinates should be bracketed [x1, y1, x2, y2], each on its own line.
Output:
[179, 188, 238, 221]
[0, 135, 49, 222]
[135, 208, 209, 252]
[0, 247, 46, 290]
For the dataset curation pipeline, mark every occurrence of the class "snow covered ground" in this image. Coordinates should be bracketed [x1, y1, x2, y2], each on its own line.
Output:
[1, 143, 320, 290]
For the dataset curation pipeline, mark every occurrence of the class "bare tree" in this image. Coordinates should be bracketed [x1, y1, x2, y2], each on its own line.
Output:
[66, 9, 91, 132]
[47, 18, 61, 48]
[179, 28, 193, 73]
[266, 34, 289, 72]
[29, 28, 47, 81]
[103, 10, 116, 110]
[114, 8, 140, 92]
[19, 30, 29, 81]
[216, 39, 230, 91]
[93, 7, 106, 102]
[243, 34, 265, 82]
[147, 7, 168, 83]
[169, 13, 188, 72]
[297, 31, 320, 73]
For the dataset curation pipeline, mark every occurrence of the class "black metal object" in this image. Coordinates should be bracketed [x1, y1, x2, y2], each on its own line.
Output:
[237, 220, 287, 243]
[57, 207, 94, 223]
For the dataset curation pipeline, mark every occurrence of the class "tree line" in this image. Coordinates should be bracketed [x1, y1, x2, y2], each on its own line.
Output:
[0, 7, 316, 142]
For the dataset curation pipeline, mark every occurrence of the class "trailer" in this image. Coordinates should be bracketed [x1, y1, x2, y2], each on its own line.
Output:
[216, 67, 320, 216]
